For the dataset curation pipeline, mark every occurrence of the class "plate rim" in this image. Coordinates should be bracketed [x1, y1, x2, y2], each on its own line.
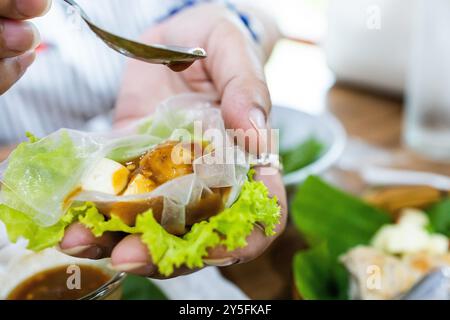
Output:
[271, 105, 347, 186]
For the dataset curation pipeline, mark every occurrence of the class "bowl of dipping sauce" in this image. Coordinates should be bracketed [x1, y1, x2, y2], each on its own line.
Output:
[0, 248, 125, 300]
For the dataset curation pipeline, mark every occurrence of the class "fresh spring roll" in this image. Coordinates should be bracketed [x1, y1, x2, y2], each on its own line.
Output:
[0, 94, 281, 276]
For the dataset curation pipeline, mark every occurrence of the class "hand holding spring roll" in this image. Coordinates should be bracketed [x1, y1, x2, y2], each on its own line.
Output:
[60, 3, 286, 278]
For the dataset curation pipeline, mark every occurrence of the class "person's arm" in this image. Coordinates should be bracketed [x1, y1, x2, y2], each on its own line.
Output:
[0, 0, 51, 95]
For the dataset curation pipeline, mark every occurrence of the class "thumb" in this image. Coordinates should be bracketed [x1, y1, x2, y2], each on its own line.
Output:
[205, 16, 272, 155]
[0, 50, 36, 94]
[220, 75, 272, 155]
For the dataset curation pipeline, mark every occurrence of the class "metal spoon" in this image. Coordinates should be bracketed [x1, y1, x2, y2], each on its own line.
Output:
[61, 0, 207, 72]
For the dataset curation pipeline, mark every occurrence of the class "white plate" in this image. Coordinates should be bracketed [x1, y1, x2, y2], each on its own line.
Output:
[271, 106, 347, 186]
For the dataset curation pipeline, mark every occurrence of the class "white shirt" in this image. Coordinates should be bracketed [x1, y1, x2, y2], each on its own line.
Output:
[0, 0, 190, 144]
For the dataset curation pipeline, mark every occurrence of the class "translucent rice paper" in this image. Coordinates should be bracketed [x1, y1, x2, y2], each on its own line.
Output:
[76, 94, 250, 233]
[0, 130, 106, 226]
[0, 94, 249, 232]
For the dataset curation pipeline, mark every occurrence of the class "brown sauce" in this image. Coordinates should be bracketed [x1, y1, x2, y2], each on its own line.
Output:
[134, 141, 201, 187]
[66, 140, 229, 235]
[97, 141, 230, 234]
[186, 187, 231, 224]
[167, 61, 195, 72]
[99, 187, 231, 235]
[7, 265, 111, 300]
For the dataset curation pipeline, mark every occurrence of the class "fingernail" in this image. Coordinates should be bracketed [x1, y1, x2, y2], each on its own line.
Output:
[17, 51, 36, 71]
[16, 0, 52, 17]
[249, 107, 267, 130]
[249, 107, 269, 155]
[42, 0, 53, 15]
[203, 257, 238, 267]
[3, 21, 40, 51]
[60, 244, 101, 257]
[112, 262, 148, 272]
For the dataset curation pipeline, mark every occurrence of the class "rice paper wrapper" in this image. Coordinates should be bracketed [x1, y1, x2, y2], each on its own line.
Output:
[0, 130, 106, 226]
[0, 94, 250, 232]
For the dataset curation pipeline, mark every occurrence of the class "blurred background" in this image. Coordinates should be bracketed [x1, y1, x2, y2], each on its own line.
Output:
[221, 0, 450, 299]
[266, 0, 449, 158]
[2, 0, 450, 301]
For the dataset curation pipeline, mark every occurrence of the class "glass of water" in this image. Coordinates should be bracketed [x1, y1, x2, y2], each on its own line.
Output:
[404, 0, 450, 161]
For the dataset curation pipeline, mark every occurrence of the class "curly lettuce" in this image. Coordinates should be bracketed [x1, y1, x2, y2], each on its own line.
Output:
[79, 178, 280, 276]
[0, 203, 87, 251]
[0, 179, 280, 276]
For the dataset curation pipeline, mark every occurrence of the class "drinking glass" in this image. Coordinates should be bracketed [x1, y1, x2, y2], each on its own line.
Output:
[404, 0, 450, 161]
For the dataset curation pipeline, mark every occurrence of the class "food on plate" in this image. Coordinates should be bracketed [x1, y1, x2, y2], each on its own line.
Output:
[341, 247, 450, 300]
[0, 95, 281, 276]
[280, 137, 324, 174]
[341, 209, 450, 300]
[81, 158, 130, 196]
[79, 141, 230, 231]
[291, 176, 450, 300]
[365, 186, 444, 214]
[370, 209, 448, 256]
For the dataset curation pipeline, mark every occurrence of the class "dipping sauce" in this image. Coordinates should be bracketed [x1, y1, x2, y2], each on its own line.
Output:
[7, 265, 111, 300]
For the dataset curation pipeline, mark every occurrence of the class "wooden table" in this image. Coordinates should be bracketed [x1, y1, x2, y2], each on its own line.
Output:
[221, 83, 450, 300]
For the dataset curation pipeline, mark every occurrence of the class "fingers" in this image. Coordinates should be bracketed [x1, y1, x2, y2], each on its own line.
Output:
[110, 234, 198, 278]
[110, 235, 155, 275]
[254, 167, 288, 235]
[0, 0, 51, 19]
[0, 0, 51, 94]
[60, 171, 285, 278]
[0, 19, 39, 58]
[205, 227, 270, 266]
[59, 222, 122, 259]
[205, 168, 287, 265]
[59, 170, 286, 275]
[0, 19, 39, 94]
[221, 75, 272, 155]
[0, 50, 35, 94]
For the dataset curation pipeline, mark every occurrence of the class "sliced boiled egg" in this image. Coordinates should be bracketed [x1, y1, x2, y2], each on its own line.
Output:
[81, 158, 130, 195]
[122, 174, 156, 196]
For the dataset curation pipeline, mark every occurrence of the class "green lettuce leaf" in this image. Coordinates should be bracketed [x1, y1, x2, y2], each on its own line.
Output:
[1, 130, 100, 226]
[0, 203, 86, 251]
[291, 176, 391, 299]
[427, 198, 450, 237]
[292, 176, 391, 256]
[0, 178, 280, 277]
[281, 137, 324, 174]
[78, 179, 280, 276]
[107, 135, 163, 163]
[122, 275, 167, 300]
[293, 243, 348, 300]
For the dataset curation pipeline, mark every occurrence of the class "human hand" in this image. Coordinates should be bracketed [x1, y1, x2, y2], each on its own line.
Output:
[60, 2, 286, 278]
[0, 0, 51, 94]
